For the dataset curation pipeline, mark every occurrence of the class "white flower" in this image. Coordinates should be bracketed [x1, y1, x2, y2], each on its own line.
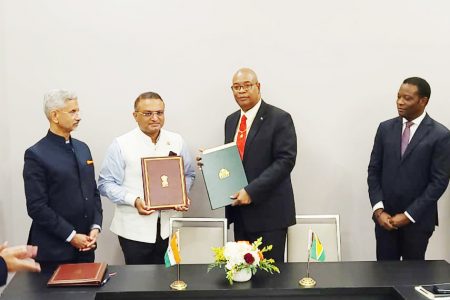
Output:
[209, 237, 279, 285]
[223, 241, 256, 270]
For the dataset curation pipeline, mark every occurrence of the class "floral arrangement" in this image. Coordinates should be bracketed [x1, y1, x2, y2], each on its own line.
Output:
[207, 237, 280, 284]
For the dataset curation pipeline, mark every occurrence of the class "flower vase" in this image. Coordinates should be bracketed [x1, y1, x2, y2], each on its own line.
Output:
[232, 268, 252, 282]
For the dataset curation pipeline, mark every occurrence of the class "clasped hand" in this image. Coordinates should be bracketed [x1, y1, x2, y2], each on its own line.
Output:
[70, 229, 99, 251]
[376, 210, 410, 231]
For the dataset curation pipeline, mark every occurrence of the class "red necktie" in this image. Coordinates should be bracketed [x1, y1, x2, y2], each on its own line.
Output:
[236, 115, 247, 160]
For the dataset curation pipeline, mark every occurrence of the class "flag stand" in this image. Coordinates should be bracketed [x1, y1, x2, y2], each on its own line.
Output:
[299, 230, 316, 288]
[170, 264, 187, 290]
[298, 259, 316, 287]
[169, 229, 187, 290]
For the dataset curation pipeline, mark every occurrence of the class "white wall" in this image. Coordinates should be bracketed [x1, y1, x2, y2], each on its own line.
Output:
[1, 0, 449, 263]
[0, 0, 7, 242]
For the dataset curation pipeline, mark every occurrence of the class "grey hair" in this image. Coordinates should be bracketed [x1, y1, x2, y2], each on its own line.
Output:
[43, 89, 77, 118]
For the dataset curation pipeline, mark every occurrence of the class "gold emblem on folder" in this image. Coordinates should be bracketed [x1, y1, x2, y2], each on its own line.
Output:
[218, 168, 230, 179]
[161, 175, 169, 187]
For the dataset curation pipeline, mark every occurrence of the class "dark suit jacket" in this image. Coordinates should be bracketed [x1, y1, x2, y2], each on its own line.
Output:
[368, 114, 450, 231]
[23, 131, 103, 262]
[0, 256, 6, 286]
[225, 100, 297, 232]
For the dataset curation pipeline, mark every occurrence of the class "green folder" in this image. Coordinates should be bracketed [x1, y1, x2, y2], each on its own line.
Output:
[201, 142, 248, 210]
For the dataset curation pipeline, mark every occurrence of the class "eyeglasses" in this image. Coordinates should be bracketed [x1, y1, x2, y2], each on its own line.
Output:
[135, 111, 164, 118]
[231, 83, 258, 92]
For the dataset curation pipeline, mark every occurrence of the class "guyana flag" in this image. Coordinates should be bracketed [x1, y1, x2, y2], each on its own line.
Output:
[308, 229, 326, 262]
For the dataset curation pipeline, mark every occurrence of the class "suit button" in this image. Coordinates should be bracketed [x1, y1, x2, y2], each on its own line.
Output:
[84, 214, 88, 218]
[85, 197, 88, 201]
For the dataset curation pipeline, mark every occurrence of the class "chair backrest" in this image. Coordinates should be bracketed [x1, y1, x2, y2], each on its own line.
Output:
[287, 215, 341, 262]
[169, 217, 227, 264]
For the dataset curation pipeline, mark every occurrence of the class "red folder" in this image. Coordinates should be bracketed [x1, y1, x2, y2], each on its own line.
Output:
[47, 262, 107, 286]
[141, 156, 187, 210]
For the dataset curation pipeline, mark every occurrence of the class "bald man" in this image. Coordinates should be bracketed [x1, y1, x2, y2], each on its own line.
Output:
[224, 68, 297, 262]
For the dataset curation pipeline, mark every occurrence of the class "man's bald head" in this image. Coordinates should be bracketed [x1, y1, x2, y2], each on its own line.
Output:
[232, 68, 259, 83]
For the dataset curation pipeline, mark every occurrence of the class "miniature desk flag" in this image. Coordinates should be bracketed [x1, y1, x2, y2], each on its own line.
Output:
[299, 229, 326, 287]
[165, 231, 181, 267]
[309, 229, 326, 262]
[165, 230, 187, 290]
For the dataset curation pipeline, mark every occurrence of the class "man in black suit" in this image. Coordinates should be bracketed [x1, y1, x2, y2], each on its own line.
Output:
[225, 68, 297, 262]
[368, 77, 450, 260]
[23, 90, 103, 271]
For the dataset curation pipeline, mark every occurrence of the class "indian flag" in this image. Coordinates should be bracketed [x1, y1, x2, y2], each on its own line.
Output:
[308, 229, 326, 262]
[164, 231, 181, 267]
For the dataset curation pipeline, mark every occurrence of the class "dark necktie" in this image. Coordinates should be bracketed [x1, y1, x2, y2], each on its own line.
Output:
[401, 121, 414, 157]
[236, 115, 247, 160]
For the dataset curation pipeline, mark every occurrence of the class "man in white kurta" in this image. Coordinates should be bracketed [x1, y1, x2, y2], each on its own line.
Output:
[98, 92, 195, 264]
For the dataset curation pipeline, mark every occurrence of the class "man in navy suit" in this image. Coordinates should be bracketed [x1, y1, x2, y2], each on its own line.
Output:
[368, 77, 450, 260]
[23, 90, 103, 270]
[224, 68, 297, 263]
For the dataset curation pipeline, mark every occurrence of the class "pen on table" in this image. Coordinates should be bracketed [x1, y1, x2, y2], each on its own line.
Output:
[101, 272, 117, 286]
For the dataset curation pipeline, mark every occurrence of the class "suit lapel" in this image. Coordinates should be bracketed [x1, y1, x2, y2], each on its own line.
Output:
[394, 117, 403, 160]
[401, 114, 432, 162]
[225, 111, 240, 143]
[243, 101, 267, 159]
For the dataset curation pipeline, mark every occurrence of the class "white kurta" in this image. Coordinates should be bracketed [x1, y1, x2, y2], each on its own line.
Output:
[111, 128, 186, 243]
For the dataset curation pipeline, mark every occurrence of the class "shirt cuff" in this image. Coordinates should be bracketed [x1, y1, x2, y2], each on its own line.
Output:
[91, 224, 102, 232]
[66, 230, 76, 242]
[404, 211, 416, 223]
[372, 201, 384, 212]
[125, 193, 139, 207]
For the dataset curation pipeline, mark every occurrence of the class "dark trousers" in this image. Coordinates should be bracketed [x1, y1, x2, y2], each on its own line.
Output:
[118, 221, 168, 265]
[38, 250, 94, 274]
[375, 224, 433, 261]
[234, 219, 287, 263]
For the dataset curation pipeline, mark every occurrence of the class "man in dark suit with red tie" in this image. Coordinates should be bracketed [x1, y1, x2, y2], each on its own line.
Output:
[368, 77, 450, 260]
[225, 68, 297, 262]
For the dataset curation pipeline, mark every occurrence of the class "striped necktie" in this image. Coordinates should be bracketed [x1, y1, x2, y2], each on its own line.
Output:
[401, 121, 414, 157]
